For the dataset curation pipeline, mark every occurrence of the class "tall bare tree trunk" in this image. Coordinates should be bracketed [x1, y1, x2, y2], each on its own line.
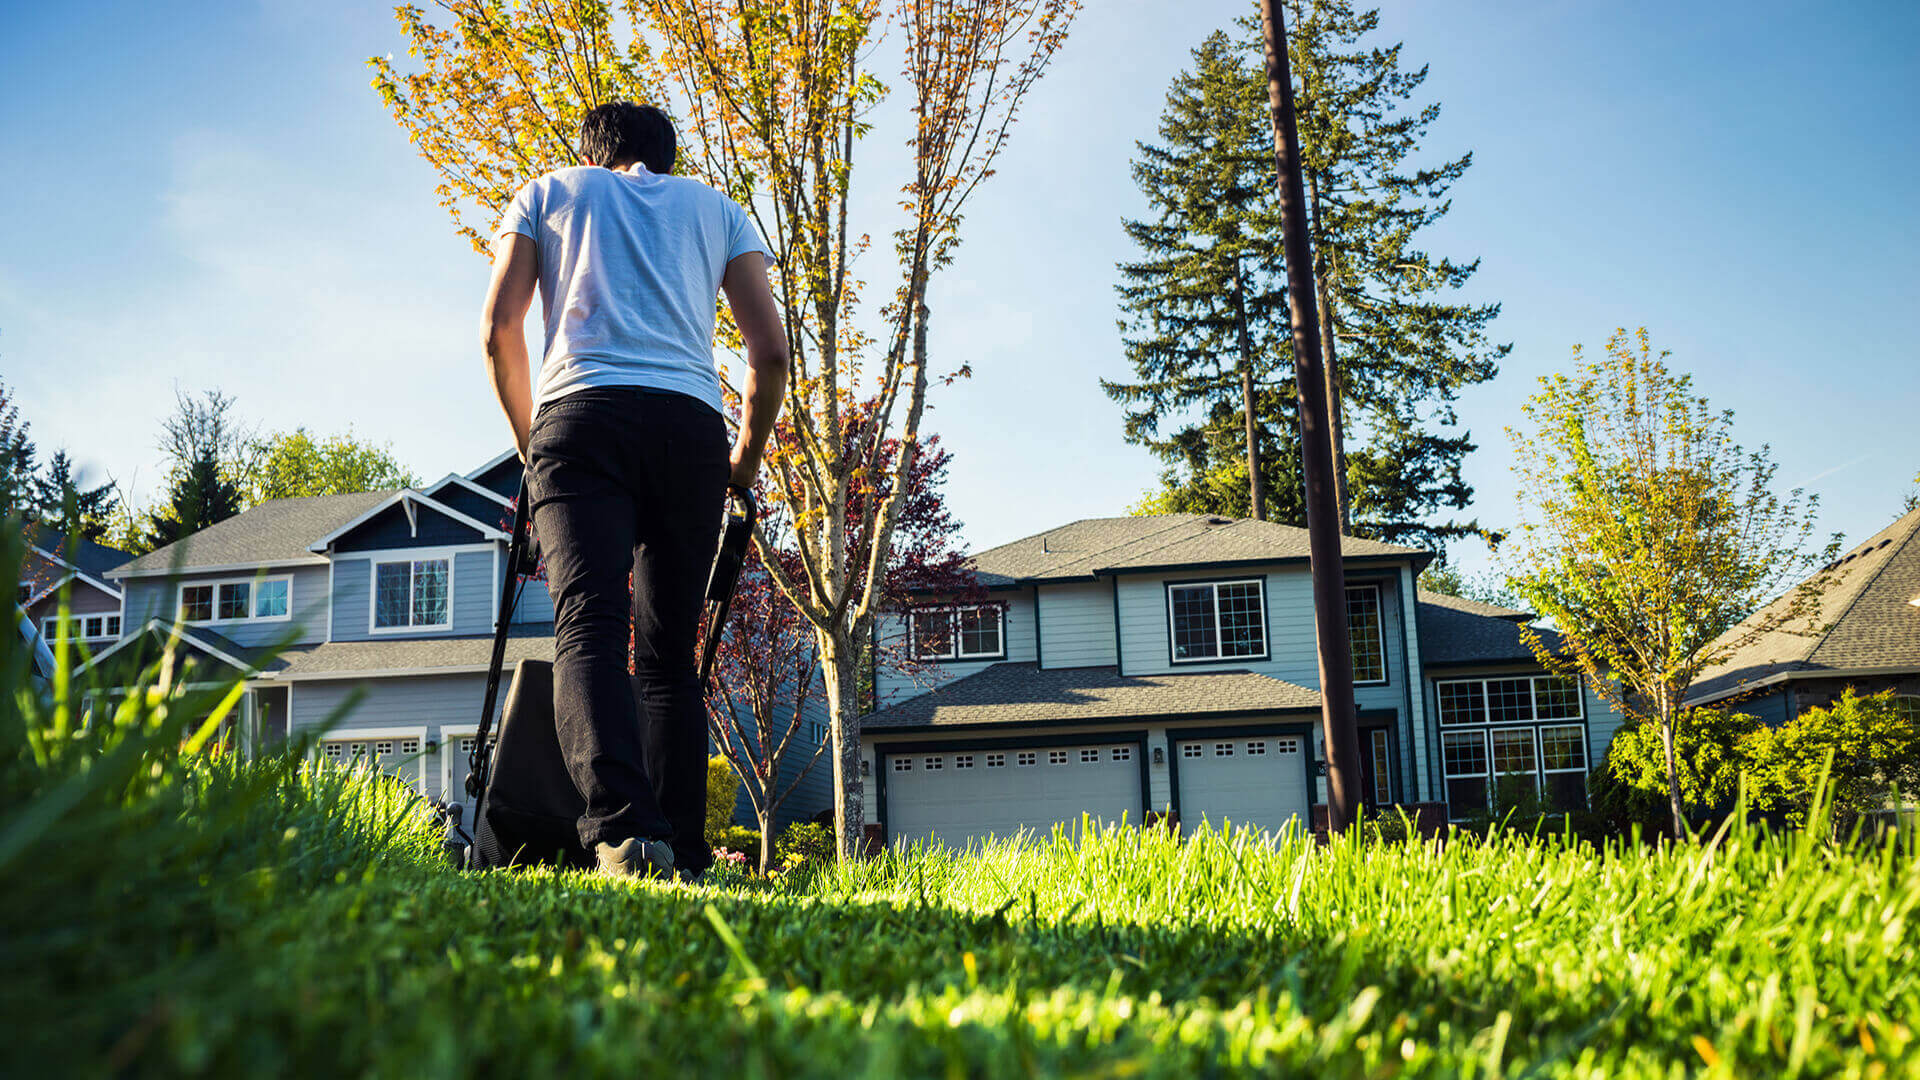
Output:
[820, 628, 864, 858]
[1233, 258, 1266, 521]
[1659, 690, 1684, 837]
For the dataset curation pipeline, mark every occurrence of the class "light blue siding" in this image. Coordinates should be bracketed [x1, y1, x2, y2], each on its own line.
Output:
[330, 547, 494, 642]
[1037, 580, 1116, 669]
[873, 590, 1036, 708]
[119, 564, 330, 646]
[290, 674, 496, 801]
[1114, 564, 1410, 719]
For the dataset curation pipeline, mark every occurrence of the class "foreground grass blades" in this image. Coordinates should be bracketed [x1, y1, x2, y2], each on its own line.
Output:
[5, 760, 1916, 1077]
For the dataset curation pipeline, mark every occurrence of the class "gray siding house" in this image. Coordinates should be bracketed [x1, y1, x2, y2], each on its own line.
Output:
[858, 514, 1627, 848]
[92, 449, 830, 831]
[20, 524, 131, 649]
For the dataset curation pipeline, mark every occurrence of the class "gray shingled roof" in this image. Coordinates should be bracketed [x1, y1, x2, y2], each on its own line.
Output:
[962, 514, 1426, 586]
[1688, 507, 1920, 704]
[272, 628, 555, 677]
[1416, 590, 1558, 667]
[862, 662, 1320, 730]
[24, 523, 136, 579]
[113, 490, 395, 576]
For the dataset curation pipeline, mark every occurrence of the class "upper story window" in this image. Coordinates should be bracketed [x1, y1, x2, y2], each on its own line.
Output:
[1167, 578, 1266, 663]
[42, 614, 122, 642]
[1346, 584, 1387, 684]
[911, 604, 1003, 661]
[179, 576, 293, 625]
[374, 557, 450, 631]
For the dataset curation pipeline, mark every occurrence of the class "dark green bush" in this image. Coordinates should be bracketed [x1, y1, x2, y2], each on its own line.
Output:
[775, 820, 836, 872]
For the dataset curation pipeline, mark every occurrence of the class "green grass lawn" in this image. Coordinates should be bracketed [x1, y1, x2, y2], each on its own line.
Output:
[5, 737, 1916, 1078]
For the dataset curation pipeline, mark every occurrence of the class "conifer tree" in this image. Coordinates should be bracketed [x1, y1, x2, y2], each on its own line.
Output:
[145, 389, 244, 548]
[30, 451, 120, 541]
[1109, 3, 1503, 553]
[0, 375, 37, 521]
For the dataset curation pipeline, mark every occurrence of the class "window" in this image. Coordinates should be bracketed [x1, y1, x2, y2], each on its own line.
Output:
[986, 753, 1005, 768]
[218, 582, 250, 621]
[1017, 752, 1036, 767]
[374, 558, 450, 630]
[1346, 585, 1386, 683]
[181, 584, 213, 622]
[893, 757, 912, 772]
[178, 576, 292, 623]
[324, 743, 346, 762]
[1436, 676, 1591, 816]
[460, 737, 476, 755]
[1048, 750, 1068, 765]
[375, 740, 395, 758]
[910, 605, 1004, 661]
[1895, 696, 1920, 725]
[1168, 579, 1266, 662]
[1274, 737, 1301, 754]
[1080, 748, 1099, 763]
[1246, 740, 1266, 755]
[1368, 730, 1393, 806]
[954, 755, 974, 769]
[1182, 743, 1202, 758]
[104, 615, 121, 638]
[1213, 742, 1234, 757]
[1111, 746, 1132, 762]
[924, 756, 943, 770]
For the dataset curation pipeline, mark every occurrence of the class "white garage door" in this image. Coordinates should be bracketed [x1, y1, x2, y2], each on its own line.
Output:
[884, 741, 1142, 850]
[1174, 734, 1310, 838]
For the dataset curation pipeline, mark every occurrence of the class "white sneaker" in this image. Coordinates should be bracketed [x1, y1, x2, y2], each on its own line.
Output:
[594, 837, 676, 879]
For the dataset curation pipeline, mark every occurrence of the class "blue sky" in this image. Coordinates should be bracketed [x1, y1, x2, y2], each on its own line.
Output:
[3, 1, 1915, 580]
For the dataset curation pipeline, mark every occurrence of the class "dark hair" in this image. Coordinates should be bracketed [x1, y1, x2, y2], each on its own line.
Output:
[578, 102, 676, 174]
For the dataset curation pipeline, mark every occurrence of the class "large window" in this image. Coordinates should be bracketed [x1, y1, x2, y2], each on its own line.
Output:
[1438, 675, 1589, 816]
[374, 558, 450, 631]
[1347, 585, 1387, 683]
[178, 576, 293, 625]
[910, 604, 1003, 661]
[1167, 579, 1267, 663]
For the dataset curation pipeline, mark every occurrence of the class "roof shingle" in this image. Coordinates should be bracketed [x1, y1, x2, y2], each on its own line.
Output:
[113, 490, 396, 575]
[964, 514, 1425, 585]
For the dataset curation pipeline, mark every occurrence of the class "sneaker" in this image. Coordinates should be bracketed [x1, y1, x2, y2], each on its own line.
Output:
[594, 837, 676, 880]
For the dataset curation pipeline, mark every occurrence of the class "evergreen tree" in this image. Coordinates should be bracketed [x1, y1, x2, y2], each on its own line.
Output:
[0, 375, 37, 521]
[30, 450, 119, 541]
[145, 389, 245, 548]
[1107, 3, 1504, 553]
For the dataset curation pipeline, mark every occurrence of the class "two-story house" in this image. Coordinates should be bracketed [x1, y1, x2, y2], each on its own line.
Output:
[20, 523, 131, 649]
[90, 449, 830, 830]
[857, 514, 1626, 848]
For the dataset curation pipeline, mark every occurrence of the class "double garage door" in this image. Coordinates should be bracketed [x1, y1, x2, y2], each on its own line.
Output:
[884, 740, 1142, 850]
[1172, 733, 1311, 838]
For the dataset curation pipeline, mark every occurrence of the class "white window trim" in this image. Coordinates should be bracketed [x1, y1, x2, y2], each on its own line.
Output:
[1166, 577, 1269, 665]
[177, 574, 295, 627]
[43, 614, 120, 642]
[1435, 675, 1593, 819]
[1345, 583, 1389, 686]
[908, 603, 1006, 662]
[367, 551, 457, 635]
[1436, 674, 1587, 727]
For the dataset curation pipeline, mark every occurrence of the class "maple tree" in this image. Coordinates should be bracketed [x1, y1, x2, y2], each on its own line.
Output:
[373, 0, 1077, 856]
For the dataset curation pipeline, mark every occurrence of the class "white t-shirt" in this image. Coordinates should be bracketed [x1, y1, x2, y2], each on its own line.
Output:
[496, 164, 772, 415]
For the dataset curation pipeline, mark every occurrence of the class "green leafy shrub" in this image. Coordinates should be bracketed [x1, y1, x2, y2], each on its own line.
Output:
[712, 825, 762, 859]
[1599, 706, 1762, 827]
[706, 754, 740, 839]
[1743, 687, 1920, 831]
[775, 820, 836, 873]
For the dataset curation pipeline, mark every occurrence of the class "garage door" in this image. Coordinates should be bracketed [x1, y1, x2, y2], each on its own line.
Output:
[1174, 733, 1309, 838]
[884, 741, 1142, 850]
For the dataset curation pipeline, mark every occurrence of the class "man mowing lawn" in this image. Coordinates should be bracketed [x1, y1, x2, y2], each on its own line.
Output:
[479, 101, 790, 881]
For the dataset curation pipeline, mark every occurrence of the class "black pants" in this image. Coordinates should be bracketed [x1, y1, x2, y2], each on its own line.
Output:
[526, 385, 729, 872]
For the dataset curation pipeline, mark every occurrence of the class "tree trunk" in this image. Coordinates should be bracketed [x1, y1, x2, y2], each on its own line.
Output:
[1234, 262, 1265, 522]
[756, 802, 774, 874]
[1307, 175, 1349, 534]
[1659, 694, 1685, 838]
[820, 629, 865, 859]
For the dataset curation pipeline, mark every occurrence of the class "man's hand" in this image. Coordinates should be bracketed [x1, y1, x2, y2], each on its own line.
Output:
[721, 252, 790, 489]
[481, 233, 539, 461]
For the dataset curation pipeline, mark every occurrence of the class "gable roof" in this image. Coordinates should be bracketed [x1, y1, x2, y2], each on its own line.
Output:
[1415, 590, 1556, 668]
[85, 619, 266, 677]
[110, 490, 395, 578]
[862, 661, 1320, 730]
[305, 489, 507, 552]
[963, 515, 1427, 587]
[1688, 506, 1920, 705]
[23, 523, 134, 579]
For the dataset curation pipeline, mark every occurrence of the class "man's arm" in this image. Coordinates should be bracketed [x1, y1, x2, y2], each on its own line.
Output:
[720, 252, 790, 489]
[481, 233, 539, 461]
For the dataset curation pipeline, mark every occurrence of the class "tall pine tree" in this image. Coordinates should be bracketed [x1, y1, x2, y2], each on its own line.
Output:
[145, 389, 244, 548]
[30, 450, 120, 541]
[0, 375, 37, 521]
[1109, 3, 1504, 553]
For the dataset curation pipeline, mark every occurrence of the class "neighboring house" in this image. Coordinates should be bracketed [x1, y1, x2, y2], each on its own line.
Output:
[857, 514, 1627, 848]
[19, 523, 132, 650]
[89, 449, 829, 830]
[1687, 506, 1920, 724]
